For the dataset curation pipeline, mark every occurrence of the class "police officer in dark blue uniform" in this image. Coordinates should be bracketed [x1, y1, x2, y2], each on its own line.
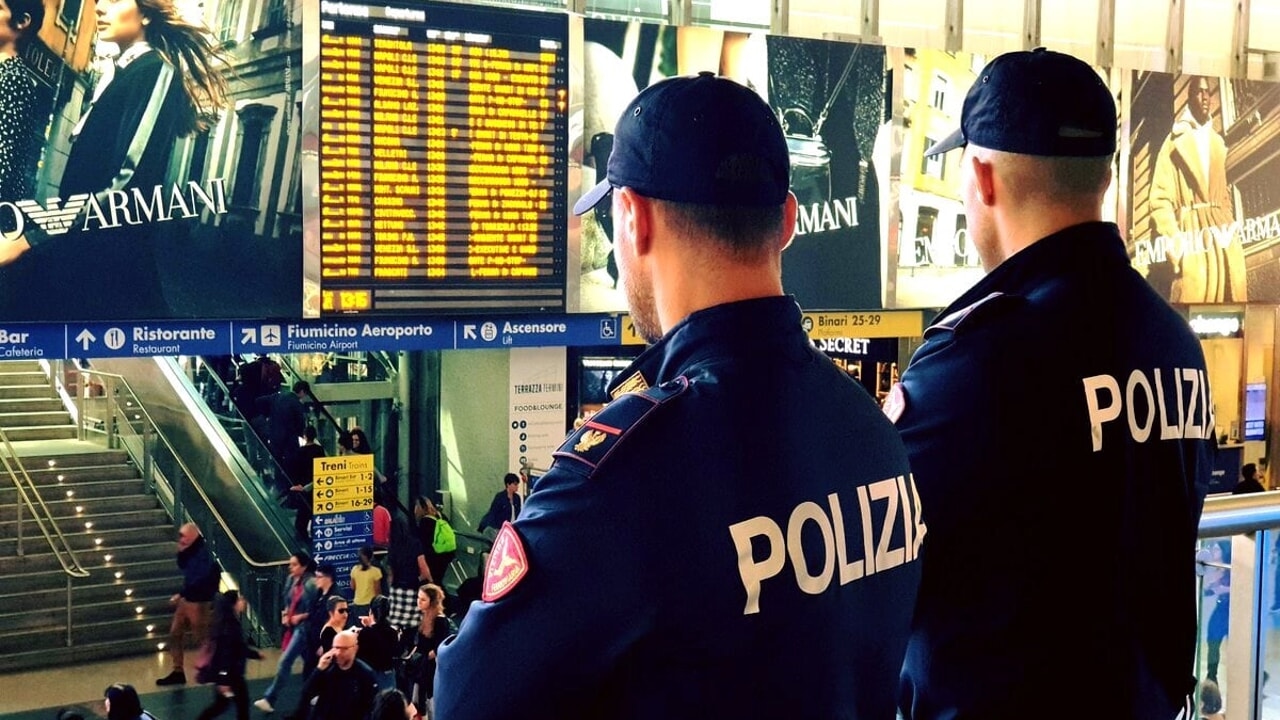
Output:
[891, 50, 1213, 719]
[435, 72, 923, 719]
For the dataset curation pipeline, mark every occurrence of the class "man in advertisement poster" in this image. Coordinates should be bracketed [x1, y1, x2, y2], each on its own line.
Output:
[1149, 76, 1247, 304]
[893, 49, 1212, 718]
[435, 72, 922, 719]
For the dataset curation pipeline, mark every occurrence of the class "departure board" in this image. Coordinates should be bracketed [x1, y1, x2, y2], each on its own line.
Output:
[318, 0, 568, 315]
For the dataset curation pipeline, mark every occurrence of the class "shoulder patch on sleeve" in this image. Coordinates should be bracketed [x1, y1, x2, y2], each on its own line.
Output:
[924, 292, 1022, 338]
[482, 522, 528, 602]
[552, 375, 689, 476]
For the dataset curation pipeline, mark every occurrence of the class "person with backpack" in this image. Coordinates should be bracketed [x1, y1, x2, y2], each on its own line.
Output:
[414, 497, 456, 590]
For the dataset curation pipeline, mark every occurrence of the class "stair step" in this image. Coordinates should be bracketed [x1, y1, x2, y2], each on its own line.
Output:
[0, 360, 45, 373]
[0, 636, 168, 674]
[19, 464, 141, 485]
[0, 575, 179, 615]
[0, 524, 171, 556]
[0, 411, 79, 428]
[0, 540, 173, 575]
[1, 426, 78, 441]
[5, 495, 159, 519]
[0, 478, 148, 506]
[0, 381, 58, 397]
[0, 371, 53, 386]
[4, 558, 178, 595]
[0, 508, 169, 538]
[0, 598, 174, 655]
[0, 591, 172, 632]
[10, 451, 131, 469]
[0, 398, 65, 413]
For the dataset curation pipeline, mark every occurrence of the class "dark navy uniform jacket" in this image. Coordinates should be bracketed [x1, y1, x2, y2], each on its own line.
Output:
[436, 296, 923, 720]
[894, 223, 1212, 720]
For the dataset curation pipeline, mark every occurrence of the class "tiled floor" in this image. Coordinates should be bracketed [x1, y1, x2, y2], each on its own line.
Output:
[0, 647, 286, 719]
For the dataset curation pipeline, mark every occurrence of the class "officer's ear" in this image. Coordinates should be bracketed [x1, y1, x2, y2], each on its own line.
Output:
[615, 186, 654, 258]
[778, 191, 798, 252]
[970, 154, 997, 207]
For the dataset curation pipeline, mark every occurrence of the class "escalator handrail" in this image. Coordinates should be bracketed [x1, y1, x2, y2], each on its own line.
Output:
[0, 426, 90, 578]
[76, 367, 289, 570]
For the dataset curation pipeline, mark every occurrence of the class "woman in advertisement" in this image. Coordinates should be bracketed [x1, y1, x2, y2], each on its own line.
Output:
[0, 0, 50, 230]
[0, 0, 229, 320]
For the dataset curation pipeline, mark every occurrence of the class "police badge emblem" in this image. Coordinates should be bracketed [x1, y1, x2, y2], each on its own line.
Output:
[483, 522, 529, 602]
[883, 382, 906, 424]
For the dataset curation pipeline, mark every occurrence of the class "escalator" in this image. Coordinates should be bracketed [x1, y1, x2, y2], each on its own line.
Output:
[88, 358, 299, 564]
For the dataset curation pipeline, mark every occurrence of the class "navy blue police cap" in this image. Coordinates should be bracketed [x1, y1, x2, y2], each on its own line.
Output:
[573, 71, 791, 216]
[924, 48, 1116, 158]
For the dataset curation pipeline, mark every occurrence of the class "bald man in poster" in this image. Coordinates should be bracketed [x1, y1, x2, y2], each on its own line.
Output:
[1149, 76, 1247, 303]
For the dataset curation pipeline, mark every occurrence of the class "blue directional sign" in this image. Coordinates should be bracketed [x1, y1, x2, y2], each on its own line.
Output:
[314, 534, 371, 553]
[455, 314, 620, 349]
[234, 318, 454, 354]
[313, 510, 374, 533]
[0, 324, 65, 360]
[69, 321, 231, 357]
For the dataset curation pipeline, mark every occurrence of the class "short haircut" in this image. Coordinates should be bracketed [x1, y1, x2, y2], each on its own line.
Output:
[1041, 155, 1112, 197]
[654, 198, 785, 258]
[326, 595, 348, 612]
[1244, 463, 1258, 480]
[503, 473, 520, 486]
[7, 0, 45, 47]
[293, 380, 311, 394]
[304, 424, 317, 441]
[987, 148, 1111, 202]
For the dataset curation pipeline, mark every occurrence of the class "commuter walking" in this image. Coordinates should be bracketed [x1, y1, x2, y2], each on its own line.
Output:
[436, 72, 922, 719]
[254, 552, 317, 714]
[893, 49, 1213, 719]
[158, 522, 220, 686]
[194, 590, 262, 720]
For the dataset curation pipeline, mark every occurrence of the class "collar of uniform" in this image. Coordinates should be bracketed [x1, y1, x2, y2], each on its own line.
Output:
[936, 221, 1126, 319]
[606, 296, 806, 394]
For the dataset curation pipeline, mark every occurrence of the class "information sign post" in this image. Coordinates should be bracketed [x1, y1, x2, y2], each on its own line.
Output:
[311, 455, 376, 594]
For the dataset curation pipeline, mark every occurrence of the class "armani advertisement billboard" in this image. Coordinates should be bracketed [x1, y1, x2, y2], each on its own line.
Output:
[0, 0, 303, 322]
[1128, 72, 1280, 304]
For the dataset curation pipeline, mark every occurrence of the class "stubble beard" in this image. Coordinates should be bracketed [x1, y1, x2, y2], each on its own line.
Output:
[624, 269, 663, 344]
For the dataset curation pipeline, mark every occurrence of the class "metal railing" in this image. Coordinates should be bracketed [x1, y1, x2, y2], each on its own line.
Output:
[0, 423, 90, 647]
[47, 361, 291, 646]
[1197, 492, 1280, 719]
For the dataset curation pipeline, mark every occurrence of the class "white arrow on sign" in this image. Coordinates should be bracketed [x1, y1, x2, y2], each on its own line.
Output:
[74, 329, 96, 351]
[241, 327, 257, 344]
[463, 324, 477, 339]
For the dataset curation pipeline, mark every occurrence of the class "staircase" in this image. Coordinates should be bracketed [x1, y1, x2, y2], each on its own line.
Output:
[0, 361, 181, 672]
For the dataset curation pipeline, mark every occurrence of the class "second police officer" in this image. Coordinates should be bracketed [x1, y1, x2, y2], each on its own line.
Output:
[891, 49, 1214, 719]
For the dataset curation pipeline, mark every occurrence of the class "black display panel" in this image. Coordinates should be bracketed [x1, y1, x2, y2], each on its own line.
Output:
[318, 0, 569, 314]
